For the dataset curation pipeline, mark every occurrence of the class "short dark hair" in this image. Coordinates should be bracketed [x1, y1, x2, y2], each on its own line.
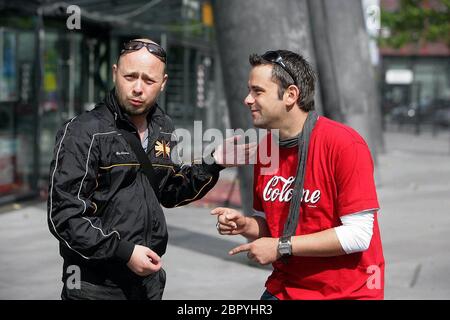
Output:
[249, 50, 316, 112]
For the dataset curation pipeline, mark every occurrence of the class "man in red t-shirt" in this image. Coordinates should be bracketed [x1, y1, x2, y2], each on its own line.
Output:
[212, 50, 384, 300]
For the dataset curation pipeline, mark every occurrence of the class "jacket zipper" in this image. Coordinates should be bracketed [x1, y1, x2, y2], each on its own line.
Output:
[147, 124, 162, 156]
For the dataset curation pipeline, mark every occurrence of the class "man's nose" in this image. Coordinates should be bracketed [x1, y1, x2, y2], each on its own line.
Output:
[244, 93, 254, 106]
[132, 80, 143, 95]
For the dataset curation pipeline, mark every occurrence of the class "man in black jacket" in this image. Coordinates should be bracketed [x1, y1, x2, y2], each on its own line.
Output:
[48, 39, 252, 300]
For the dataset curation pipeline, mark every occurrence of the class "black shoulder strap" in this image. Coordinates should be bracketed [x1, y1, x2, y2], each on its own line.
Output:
[119, 129, 159, 195]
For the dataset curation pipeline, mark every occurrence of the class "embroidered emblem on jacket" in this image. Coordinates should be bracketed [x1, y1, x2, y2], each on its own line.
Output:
[155, 140, 171, 157]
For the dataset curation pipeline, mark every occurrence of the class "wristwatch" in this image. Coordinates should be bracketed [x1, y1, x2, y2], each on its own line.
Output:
[277, 236, 292, 258]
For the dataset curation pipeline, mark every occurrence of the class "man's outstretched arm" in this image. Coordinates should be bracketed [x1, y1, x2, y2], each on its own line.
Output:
[211, 207, 271, 241]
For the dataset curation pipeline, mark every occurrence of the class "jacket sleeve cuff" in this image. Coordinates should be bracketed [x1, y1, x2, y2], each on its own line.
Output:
[114, 240, 135, 263]
[202, 152, 225, 175]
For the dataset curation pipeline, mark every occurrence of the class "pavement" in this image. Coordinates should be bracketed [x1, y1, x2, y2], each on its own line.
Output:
[0, 129, 450, 300]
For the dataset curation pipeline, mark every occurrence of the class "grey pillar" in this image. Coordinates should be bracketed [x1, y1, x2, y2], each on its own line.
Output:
[308, 0, 345, 122]
[315, 0, 383, 161]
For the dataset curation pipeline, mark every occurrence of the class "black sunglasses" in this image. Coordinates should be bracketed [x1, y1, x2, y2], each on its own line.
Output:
[121, 40, 167, 63]
[261, 51, 296, 85]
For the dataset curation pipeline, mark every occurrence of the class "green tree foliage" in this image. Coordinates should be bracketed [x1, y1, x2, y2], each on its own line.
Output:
[380, 0, 450, 48]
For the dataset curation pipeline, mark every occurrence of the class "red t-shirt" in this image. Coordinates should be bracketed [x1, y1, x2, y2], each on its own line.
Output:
[253, 116, 385, 300]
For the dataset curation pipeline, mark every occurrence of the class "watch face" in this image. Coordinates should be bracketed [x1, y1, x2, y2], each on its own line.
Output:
[278, 238, 292, 256]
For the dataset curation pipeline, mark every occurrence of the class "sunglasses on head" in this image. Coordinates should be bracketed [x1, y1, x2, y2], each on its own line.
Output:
[261, 50, 296, 85]
[121, 40, 167, 63]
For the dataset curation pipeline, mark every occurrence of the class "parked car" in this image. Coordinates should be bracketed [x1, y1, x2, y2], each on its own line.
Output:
[432, 100, 450, 128]
[387, 99, 450, 127]
[387, 103, 424, 125]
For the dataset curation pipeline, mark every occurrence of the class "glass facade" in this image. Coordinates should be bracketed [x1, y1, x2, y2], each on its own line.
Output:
[0, 17, 112, 203]
[382, 56, 450, 127]
[165, 45, 216, 127]
[0, 28, 36, 202]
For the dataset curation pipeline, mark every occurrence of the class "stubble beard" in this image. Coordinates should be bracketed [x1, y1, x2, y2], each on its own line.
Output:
[252, 114, 268, 129]
[116, 88, 154, 117]
[122, 102, 153, 117]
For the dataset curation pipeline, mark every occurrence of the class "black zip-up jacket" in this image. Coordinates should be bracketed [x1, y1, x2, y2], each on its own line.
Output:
[47, 90, 223, 283]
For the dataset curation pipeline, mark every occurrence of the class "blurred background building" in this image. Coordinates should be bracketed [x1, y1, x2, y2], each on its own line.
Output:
[379, 0, 450, 132]
[0, 0, 449, 205]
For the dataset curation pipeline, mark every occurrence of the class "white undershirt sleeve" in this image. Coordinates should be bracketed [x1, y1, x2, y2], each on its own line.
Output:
[334, 210, 375, 254]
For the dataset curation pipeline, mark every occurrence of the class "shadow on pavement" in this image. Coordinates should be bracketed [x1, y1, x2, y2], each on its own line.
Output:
[167, 225, 272, 270]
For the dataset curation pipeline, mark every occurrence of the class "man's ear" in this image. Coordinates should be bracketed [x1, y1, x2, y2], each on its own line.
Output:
[284, 85, 300, 107]
[160, 74, 168, 92]
[112, 64, 118, 84]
